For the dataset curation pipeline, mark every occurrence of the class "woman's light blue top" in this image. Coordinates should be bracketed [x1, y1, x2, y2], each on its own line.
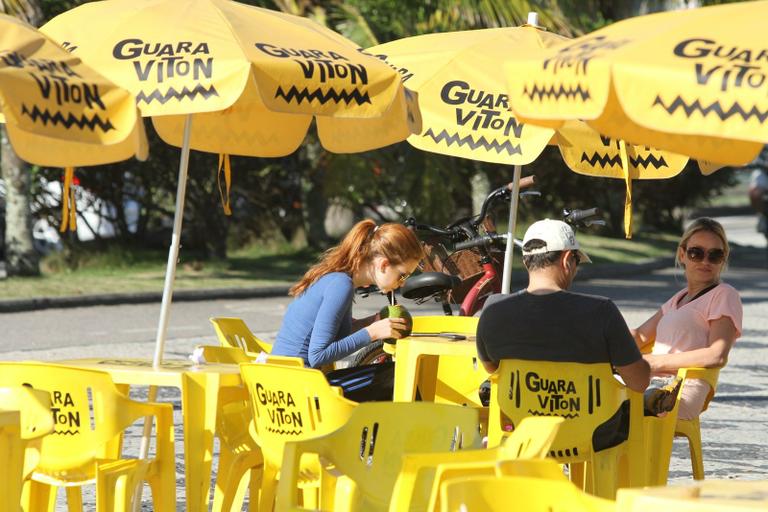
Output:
[271, 272, 371, 368]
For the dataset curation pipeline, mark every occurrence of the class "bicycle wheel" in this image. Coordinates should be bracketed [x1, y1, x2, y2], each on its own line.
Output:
[350, 341, 392, 366]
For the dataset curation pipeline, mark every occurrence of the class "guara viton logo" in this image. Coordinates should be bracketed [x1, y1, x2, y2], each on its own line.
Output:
[654, 38, 768, 123]
[255, 382, 304, 435]
[423, 80, 524, 156]
[50, 390, 82, 436]
[254, 43, 372, 106]
[508, 370, 583, 419]
[0, 50, 114, 132]
[76, 38, 218, 105]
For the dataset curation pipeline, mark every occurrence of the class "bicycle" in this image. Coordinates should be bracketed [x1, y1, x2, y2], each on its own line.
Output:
[351, 174, 603, 366]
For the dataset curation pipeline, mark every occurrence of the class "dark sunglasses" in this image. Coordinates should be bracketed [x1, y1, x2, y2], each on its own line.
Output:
[396, 271, 412, 286]
[685, 246, 725, 264]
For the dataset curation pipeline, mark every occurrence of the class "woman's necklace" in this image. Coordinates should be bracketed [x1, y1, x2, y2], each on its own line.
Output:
[679, 281, 720, 306]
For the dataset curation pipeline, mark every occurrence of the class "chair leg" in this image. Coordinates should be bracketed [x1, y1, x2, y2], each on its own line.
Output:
[218, 454, 263, 512]
[258, 466, 278, 512]
[24, 480, 57, 512]
[248, 467, 263, 512]
[678, 418, 705, 480]
[591, 451, 619, 500]
[65, 487, 83, 511]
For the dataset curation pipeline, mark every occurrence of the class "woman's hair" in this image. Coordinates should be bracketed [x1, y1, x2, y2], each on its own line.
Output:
[676, 217, 730, 267]
[289, 219, 424, 296]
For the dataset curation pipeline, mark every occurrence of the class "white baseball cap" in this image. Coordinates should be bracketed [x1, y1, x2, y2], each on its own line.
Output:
[521, 219, 592, 263]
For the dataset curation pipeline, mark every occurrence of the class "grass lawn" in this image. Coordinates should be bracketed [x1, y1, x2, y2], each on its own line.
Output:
[0, 244, 319, 299]
[0, 232, 679, 300]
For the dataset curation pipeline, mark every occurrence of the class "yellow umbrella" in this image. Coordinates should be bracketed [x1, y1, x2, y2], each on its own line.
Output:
[42, 0, 418, 366]
[504, 1, 768, 165]
[0, 13, 147, 166]
[359, 24, 687, 287]
[1, 13, 147, 233]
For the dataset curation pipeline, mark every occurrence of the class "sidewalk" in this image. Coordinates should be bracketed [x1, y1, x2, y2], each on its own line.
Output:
[0, 258, 670, 314]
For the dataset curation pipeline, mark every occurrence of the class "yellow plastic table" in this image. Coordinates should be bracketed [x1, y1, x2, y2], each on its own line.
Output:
[388, 337, 480, 402]
[55, 357, 242, 512]
[616, 480, 768, 511]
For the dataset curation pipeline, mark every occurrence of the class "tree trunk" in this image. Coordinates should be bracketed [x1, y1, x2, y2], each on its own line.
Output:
[1, 126, 40, 276]
[470, 170, 490, 217]
[2, 1, 44, 276]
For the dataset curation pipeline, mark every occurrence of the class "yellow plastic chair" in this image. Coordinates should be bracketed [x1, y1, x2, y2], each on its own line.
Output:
[210, 317, 272, 353]
[389, 416, 564, 512]
[488, 359, 645, 499]
[217, 362, 357, 512]
[0, 386, 54, 512]
[197, 344, 303, 366]
[440, 475, 616, 512]
[0, 363, 175, 512]
[644, 367, 720, 485]
[277, 402, 483, 512]
[210, 353, 304, 512]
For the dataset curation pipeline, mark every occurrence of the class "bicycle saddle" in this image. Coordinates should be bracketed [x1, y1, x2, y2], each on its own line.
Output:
[401, 272, 461, 300]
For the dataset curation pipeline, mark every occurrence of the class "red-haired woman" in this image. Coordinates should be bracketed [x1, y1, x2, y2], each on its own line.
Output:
[271, 219, 423, 401]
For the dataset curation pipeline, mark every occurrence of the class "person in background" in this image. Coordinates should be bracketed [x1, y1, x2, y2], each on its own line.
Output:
[748, 149, 768, 264]
[271, 219, 423, 401]
[632, 218, 742, 419]
[477, 219, 650, 393]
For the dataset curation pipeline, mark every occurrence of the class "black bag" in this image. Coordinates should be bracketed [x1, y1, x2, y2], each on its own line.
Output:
[325, 362, 395, 402]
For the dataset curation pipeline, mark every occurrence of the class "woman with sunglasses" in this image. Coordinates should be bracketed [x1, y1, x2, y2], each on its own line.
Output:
[631, 218, 742, 419]
[271, 219, 422, 400]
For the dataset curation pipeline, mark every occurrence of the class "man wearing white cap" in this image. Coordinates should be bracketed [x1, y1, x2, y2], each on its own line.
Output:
[476, 219, 650, 392]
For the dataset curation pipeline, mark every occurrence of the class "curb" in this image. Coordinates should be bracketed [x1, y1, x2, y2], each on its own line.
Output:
[0, 258, 675, 314]
[0, 285, 291, 314]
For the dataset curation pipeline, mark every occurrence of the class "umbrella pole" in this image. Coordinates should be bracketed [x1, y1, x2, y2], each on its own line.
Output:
[501, 165, 522, 294]
[132, 114, 193, 510]
[153, 113, 194, 369]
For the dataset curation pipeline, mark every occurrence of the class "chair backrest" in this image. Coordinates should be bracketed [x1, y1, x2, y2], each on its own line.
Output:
[307, 402, 481, 510]
[411, 316, 478, 335]
[210, 316, 272, 353]
[198, 345, 303, 366]
[0, 363, 152, 478]
[491, 359, 635, 460]
[239, 362, 356, 465]
[440, 475, 615, 512]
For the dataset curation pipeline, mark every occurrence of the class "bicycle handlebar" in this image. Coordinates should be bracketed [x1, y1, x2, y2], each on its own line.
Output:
[453, 233, 507, 251]
[563, 207, 601, 225]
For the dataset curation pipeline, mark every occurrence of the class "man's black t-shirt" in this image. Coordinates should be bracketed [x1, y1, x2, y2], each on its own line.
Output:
[477, 290, 641, 367]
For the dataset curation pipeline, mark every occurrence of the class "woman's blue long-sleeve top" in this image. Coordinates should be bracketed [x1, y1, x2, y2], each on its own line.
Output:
[271, 272, 372, 368]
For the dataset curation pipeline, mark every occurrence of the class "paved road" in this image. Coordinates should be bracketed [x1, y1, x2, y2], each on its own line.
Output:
[2, 215, 766, 507]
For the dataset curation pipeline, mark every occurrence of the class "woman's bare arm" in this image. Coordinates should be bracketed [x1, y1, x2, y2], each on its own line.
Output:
[631, 309, 662, 349]
[643, 316, 738, 372]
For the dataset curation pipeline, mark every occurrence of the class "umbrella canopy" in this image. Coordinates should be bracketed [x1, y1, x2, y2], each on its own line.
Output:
[41, 0, 418, 367]
[0, 13, 146, 167]
[42, 0, 417, 156]
[503, 1, 768, 165]
[361, 26, 688, 286]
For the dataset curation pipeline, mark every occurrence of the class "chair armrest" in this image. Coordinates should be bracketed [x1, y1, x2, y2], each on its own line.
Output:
[389, 450, 498, 512]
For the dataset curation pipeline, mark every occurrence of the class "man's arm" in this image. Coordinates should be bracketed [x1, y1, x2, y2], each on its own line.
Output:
[615, 358, 650, 392]
[476, 311, 499, 373]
